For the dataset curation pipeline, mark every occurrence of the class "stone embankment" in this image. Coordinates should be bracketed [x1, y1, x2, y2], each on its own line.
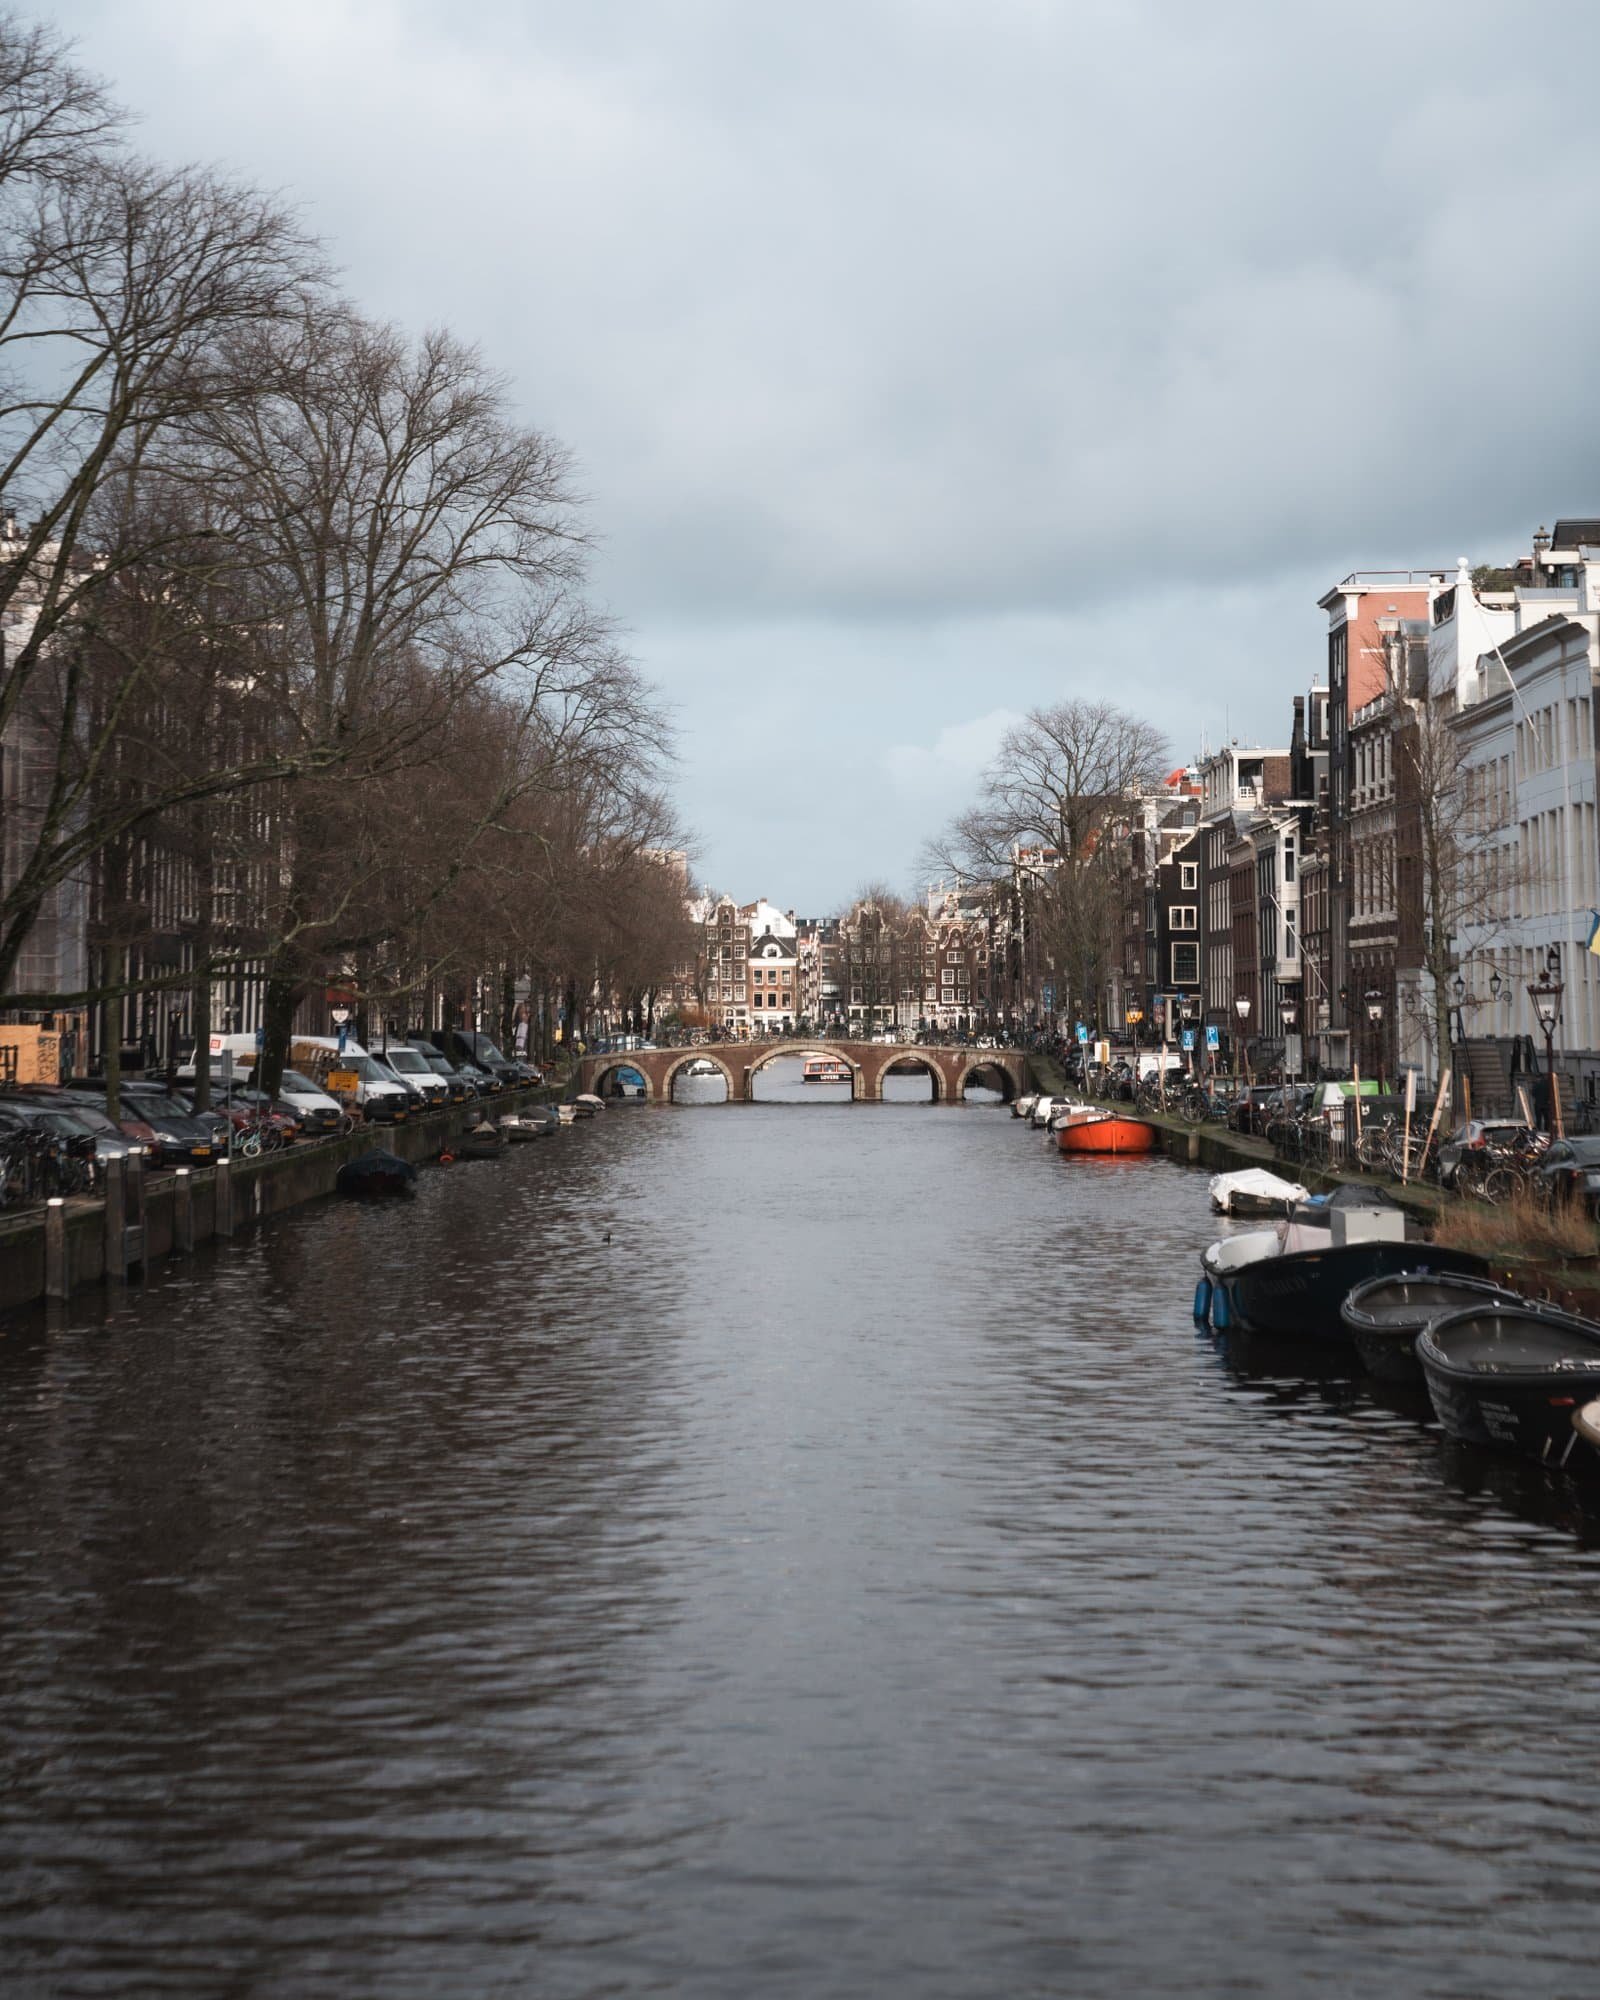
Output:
[0, 1086, 556, 1315]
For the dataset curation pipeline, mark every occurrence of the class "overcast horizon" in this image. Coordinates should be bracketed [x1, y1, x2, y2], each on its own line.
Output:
[49, 0, 1600, 911]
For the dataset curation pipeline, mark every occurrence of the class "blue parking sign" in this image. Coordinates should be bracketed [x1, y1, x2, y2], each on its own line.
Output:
[1205, 1024, 1220, 1051]
[1181, 1029, 1195, 1052]
[1075, 1022, 1089, 1043]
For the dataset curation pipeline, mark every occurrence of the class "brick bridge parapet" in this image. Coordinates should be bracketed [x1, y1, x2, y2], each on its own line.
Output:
[577, 1040, 1028, 1104]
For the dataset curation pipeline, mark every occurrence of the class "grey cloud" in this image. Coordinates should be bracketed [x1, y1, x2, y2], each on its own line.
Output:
[51, 0, 1600, 902]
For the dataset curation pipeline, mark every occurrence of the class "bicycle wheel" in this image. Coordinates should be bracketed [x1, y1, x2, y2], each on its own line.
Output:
[236, 1128, 262, 1158]
[1481, 1164, 1522, 1205]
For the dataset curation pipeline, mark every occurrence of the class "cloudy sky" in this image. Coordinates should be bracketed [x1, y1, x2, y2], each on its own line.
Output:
[51, 0, 1600, 909]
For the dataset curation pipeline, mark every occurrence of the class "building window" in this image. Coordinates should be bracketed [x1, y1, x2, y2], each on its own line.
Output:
[1172, 942, 1199, 983]
[1168, 906, 1197, 930]
[1180, 862, 1197, 890]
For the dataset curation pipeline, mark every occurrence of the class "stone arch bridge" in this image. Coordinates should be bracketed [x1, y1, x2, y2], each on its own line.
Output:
[577, 1040, 1030, 1105]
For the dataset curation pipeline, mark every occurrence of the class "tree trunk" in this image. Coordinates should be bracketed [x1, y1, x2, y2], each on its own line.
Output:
[258, 970, 300, 1099]
[102, 942, 125, 1124]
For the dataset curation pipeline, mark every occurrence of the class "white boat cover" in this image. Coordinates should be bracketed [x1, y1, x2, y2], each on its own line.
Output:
[1202, 1229, 1282, 1274]
[1208, 1167, 1309, 1213]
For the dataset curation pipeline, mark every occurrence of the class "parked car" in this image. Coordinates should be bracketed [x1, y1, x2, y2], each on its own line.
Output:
[371, 1044, 450, 1107]
[1437, 1118, 1535, 1190]
[121, 1081, 233, 1155]
[207, 1085, 303, 1147]
[0, 1095, 107, 1188]
[70, 1083, 218, 1167]
[1533, 1136, 1600, 1214]
[410, 1044, 475, 1104]
[428, 1030, 518, 1088]
[4, 1090, 140, 1169]
[284, 1038, 411, 1122]
[265, 1069, 347, 1135]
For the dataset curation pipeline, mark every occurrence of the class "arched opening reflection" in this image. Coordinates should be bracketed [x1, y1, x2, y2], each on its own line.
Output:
[669, 1057, 730, 1104]
[881, 1057, 938, 1103]
[960, 1061, 1016, 1105]
[750, 1051, 854, 1102]
[594, 1062, 648, 1101]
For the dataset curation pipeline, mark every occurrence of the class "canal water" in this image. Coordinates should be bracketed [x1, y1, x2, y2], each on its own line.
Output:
[4, 1070, 1600, 1997]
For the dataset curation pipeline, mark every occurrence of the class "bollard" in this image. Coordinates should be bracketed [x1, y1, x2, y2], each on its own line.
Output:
[125, 1146, 146, 1273]
[103, 1151, 127, 1284]
[173, 1166, 193, 1255]
[45, 1196, 68, 1299]
[215, 1155, 234, 1237]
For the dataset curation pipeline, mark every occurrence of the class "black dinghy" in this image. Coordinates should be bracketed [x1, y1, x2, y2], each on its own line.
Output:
[1225, 1186, 1486, 1342]
[336, 1150, 417, 1197]
[1340, 1271, 1527, 1383]
[1418, 1302, 1600, 1466]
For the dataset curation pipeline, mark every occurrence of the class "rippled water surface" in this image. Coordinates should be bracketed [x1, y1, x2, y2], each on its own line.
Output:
[5, 1083, 1600, 1997]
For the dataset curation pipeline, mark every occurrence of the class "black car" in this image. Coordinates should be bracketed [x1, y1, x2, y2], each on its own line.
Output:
[1533, 1135, 1600, 1215]
[429, 1030, 518, 1089]
[78, 1084, 219, 1166]
[123, 1082, 233, 1154]
[0, 1096, 103, 1192]
[412, 1045, 475, 1104]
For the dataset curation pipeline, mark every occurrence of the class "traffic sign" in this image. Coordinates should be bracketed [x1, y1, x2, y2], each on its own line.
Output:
[1181, 1029, 1195, 1051]
[1205, 1024, 1220, 1051]
[1075, 1022, 1089, 1044]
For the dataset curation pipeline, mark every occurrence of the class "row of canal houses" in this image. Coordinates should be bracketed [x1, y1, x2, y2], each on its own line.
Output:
[1124, 519, 1600, 1118]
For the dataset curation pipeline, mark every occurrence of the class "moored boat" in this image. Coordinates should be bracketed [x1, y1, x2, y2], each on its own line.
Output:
[802, 1056, 852, 1084]
[1196, 1187, 1487, 1341]
[1339, 1270, 1525, 1383]
[453, 1120, 506, 1160]
[499, 1107, 557, 1141]
[572, 1092, 605, 1118]
[1056, 1114, 1157, 1155]
[1572, 1397, 1600, 1472]
[1012, 1094, 1038, 1120]
[1209, 1167, 1308, 1216]
[1418, 1302, 1600, 1465]
[335, 1149, 417, 1197]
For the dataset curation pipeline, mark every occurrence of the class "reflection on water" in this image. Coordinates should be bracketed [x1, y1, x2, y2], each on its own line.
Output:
[4, 1105, 1600, 1997]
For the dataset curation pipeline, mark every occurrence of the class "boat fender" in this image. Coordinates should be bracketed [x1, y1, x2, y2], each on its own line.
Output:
[1193, 1277, 1212, 1322]
[1210, 1284, 1232, 1331]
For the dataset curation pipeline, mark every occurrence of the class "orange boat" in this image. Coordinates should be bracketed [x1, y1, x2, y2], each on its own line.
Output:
[1056, 1113, 1157, 1156]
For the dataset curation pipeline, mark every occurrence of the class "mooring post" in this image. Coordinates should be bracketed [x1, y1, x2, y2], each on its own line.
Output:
[125, 1147, 145, 1274]
[103, 1151, 127, 1284]
[215, 1156, 234, 1237]
[173, 1166, 193, 1255]
[45, 1196, 68, 1300]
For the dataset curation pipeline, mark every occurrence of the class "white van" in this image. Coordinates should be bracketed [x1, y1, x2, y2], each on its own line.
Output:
[199, 1031, 412, 1122]
[287, 1036, 411, 1123]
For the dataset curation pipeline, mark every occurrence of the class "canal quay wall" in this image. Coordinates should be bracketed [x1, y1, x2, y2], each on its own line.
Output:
[0, 1087, 556, 1315]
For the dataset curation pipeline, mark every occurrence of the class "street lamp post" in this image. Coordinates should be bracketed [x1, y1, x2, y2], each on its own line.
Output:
[1527, 949, 1565, 1135]
[1234, 995, 1251, 1082]
[1364, 989, 1383, 1088]
[1280, 1000, 1298, 1087]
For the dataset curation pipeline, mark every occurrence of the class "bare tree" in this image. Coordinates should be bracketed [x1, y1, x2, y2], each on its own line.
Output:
[184, 305, 619, 1093]
[1379, 632, 1525, 1078]
[0, 17, 322, 995]
[925, 698, 1168, 1025]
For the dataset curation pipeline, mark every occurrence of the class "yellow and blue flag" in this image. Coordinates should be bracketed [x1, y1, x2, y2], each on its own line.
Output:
[1587, 911, 1600, 957]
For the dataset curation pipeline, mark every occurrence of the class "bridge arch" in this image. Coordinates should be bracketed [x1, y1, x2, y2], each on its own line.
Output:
[744, 1043, 863, 1100]
[588, 1057, 655, 1102]
[954, 1056, 1019, 1103]
[873, 1050, 946, 1102]
[662, 1051, 736, 1103]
